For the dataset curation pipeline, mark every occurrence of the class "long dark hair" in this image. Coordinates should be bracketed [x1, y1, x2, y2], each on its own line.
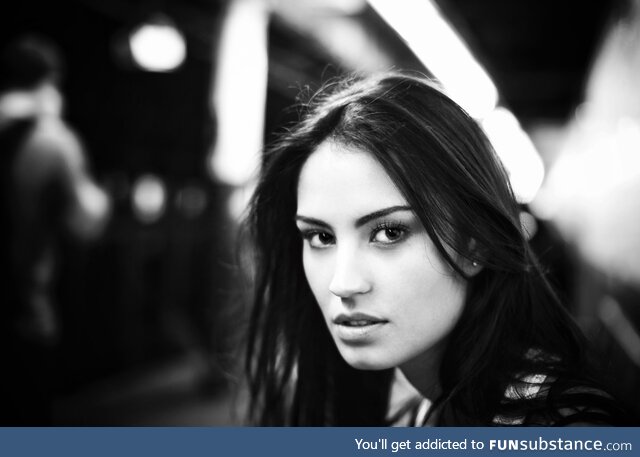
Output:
[243, 72, 626, 425]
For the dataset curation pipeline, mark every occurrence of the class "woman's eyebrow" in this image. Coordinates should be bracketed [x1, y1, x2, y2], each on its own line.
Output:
[355, 206, 412, 227]
[294, 215, 331, 230]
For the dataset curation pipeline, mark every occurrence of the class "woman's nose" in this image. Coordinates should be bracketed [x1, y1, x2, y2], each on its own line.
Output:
[328, 248, 372, 298]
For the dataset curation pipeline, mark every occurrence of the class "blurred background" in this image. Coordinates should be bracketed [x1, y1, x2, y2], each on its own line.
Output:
[0, 0, 639, 424]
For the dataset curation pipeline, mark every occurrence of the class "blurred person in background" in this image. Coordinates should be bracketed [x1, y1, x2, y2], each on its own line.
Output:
[0, 34, 110, 424]
[243, 72, 635, 426]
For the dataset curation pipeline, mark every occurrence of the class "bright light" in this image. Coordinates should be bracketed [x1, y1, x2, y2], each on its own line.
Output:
[132, 174, 167, 223]
[531, 9, 640, 285]
[129, 17, 186, 72]
[208, 0, 269, 186]
[367, 0, 498, 119]
[482, 107, 545, 203]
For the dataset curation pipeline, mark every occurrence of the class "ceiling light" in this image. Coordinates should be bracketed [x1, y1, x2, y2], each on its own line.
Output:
[129, 15, 186, 72]
[367, 0, 498, 119]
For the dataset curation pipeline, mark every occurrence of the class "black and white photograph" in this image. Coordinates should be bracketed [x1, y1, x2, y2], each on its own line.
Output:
[1, 0, 639, 428]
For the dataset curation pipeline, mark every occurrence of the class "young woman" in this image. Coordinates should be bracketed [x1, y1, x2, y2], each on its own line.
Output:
[242, 72, 631, 425]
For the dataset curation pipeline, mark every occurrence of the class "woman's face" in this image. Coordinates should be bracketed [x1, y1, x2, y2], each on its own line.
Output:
[296, 140, 468, 372]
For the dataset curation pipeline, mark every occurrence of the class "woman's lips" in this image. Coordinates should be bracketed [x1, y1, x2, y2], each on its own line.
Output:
[332, 313, 388, 342]
[333, 312, 387, 326]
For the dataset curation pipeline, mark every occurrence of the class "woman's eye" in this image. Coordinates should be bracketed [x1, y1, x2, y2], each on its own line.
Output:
[371, 225, 407, 244]
[303, 231, 335, 249]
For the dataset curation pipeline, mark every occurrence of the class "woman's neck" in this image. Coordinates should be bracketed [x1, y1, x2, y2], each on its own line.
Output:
[399, 340, 446, 401]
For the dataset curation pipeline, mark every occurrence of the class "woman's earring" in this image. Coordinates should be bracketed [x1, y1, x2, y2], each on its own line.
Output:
[472, 261, 478, 267]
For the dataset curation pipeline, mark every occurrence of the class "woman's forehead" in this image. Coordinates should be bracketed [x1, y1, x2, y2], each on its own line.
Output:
[297, 140, 408, 219]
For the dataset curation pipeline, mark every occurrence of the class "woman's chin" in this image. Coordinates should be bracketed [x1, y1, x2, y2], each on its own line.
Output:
[339, 349, 394, 371]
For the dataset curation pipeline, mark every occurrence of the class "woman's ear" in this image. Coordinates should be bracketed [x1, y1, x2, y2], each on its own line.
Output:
[461, 257, 483, 277]
[461, 238, 483, 277]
